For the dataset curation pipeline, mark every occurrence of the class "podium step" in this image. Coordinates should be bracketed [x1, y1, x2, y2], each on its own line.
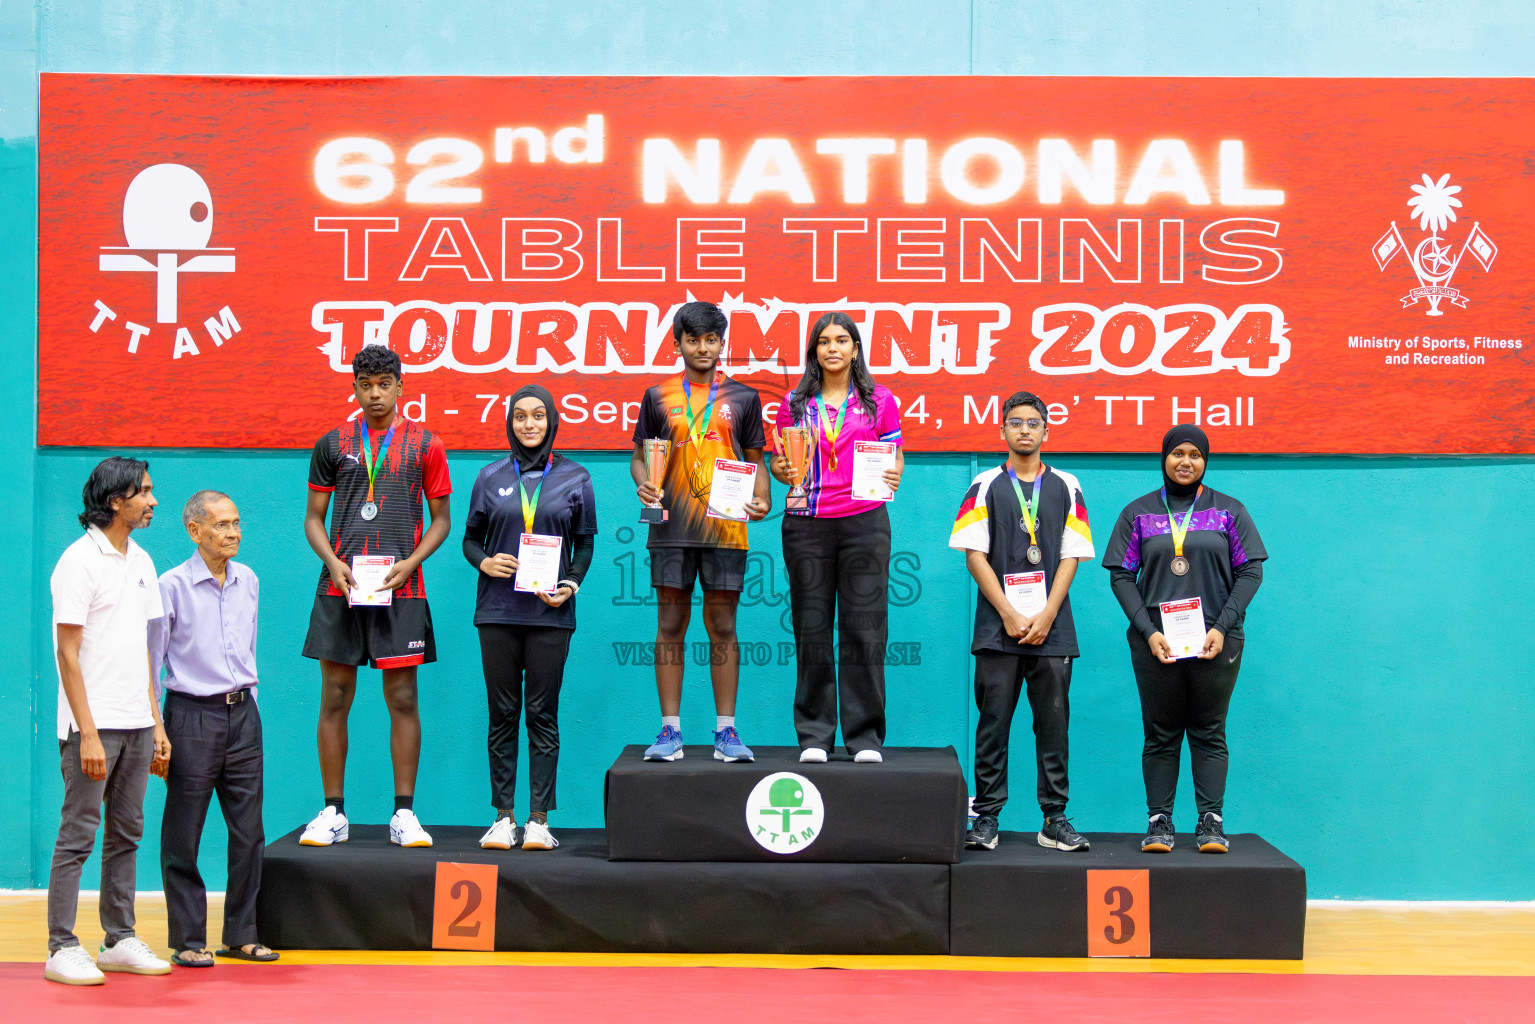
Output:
[950, 831, 1307, 958]
[256, 825, 1305, 958]
[257, 826, 950, 954]
[603, 745, 969, 863]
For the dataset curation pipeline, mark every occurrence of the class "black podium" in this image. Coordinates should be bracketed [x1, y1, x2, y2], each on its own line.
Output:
[258, 826, 949, 954]
[950, 832, 1307, 959]
[256, 744, 1306, 957]
[604, 745, 968, 863]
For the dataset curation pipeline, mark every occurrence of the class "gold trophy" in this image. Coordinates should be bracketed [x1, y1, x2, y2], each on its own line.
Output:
[782, 425, 812, 512]
[640, 438, 670, 524]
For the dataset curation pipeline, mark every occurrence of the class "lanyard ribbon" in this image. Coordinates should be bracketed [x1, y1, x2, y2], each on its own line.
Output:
[515, 460, 548, 535]
[358, 420, 397, 506]
[1007, 465, 1046, 545]
[1160, 485, 1204, 556]
[813, 391, 852, 469]
[681, 374, 720, 448]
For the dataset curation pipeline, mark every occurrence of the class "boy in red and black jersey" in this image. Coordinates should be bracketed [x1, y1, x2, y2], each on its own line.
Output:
[298, 345, 452, 849]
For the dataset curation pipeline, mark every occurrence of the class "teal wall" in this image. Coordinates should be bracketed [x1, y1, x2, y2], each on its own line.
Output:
[3, 2, 1533, 900]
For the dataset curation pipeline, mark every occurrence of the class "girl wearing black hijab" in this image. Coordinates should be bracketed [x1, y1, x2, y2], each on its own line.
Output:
[1101, 425, 1265, 854]
[463, 385, 597, 852]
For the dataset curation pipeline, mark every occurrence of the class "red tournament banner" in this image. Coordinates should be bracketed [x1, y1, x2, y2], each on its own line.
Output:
[37, 75, 1535, 453]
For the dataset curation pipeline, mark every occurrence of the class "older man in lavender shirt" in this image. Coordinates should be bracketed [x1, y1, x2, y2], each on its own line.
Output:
[149, 490, 276, 967]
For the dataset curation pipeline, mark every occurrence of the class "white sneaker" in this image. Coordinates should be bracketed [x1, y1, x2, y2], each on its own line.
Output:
[390, 808, 433, 847]
[44, 945, 104, 985]
[479, 816, 519, 850]
[97, 936, 172, 975]
[799, 747, 828, 763]
[522, 819, 559, 850]
[853, 749, 883, 763]
[299, 805, 349, 846]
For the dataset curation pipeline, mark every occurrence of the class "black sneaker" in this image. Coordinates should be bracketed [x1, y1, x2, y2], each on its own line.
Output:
[1037, 816, 1090, 851]
[966, 815, 1000, 850]
[1141, 814, 1175, 853]
[1196, 812, 1229, 853]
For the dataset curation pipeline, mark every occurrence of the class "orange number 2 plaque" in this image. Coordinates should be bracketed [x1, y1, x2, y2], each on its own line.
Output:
[432, 862, 498, 951]
[1086, 869, 1149, 957]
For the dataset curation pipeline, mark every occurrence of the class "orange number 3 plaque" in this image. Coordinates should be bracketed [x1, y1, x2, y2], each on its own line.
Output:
[1086, 869, 1149, 957]
[432, 862, 498, 951]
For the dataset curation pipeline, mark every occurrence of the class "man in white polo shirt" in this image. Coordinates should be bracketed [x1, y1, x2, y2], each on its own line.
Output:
[44, 457, 174, 986]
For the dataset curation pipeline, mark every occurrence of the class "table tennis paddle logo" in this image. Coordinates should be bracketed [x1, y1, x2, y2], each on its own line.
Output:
[745, 771, 824, 853]
[1372, 173, 1497, 317]
[90, 163, 242, 359]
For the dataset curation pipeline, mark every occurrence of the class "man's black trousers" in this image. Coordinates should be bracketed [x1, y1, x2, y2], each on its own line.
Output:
[478, 624, 571, 814]
[160, 690, 264, 952]
[971, 650, 1073, 819]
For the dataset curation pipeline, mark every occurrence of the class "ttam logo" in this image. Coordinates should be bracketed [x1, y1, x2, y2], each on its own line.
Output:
[745, 771, 824, 854]
[90, 163, 243, 359]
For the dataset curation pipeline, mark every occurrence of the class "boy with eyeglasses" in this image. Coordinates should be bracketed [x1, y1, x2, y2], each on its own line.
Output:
[949, 391, 1095, 851]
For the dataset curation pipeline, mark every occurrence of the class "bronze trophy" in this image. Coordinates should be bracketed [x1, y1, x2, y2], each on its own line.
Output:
[782, 425, 811, 512]
[640, 438, 670, 524]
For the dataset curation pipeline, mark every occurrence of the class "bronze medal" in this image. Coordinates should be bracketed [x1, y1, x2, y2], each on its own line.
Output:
[1171, 555, 1189, 576]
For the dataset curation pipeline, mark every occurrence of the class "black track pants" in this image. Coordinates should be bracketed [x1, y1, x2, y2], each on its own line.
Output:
[972, 650, 1072, 819]
[478, 625, 571, 814]
[1128, 629, 1244, 818]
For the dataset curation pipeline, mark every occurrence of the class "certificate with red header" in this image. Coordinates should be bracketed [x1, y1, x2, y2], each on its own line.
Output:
[348, 556, 394, 607]
[706, 458, 757, 521]
[514, 534, 563, 593]
[1158, 597, 1206, 659]
[1004, 571, 1047, 618]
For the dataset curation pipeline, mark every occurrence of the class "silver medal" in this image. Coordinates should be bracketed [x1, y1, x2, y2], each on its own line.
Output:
[361, 501, 378, 521]
[1027, 544, 1042, 564]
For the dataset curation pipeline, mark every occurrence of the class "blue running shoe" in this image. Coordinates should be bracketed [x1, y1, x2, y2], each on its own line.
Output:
[713, 726, 755, 762]
[643, 725, 685, 761]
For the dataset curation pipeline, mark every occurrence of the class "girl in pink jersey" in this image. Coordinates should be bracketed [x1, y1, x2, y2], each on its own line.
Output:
[770, 312, 904, 763]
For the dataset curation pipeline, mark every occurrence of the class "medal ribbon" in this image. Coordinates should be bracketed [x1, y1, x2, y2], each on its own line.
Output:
[813, 391, 852, 469]
[681, 373, 720, 449]
[1160, 484, 1204, 557]
[358, 419, 397, 507]
[1007, 465, 1046, 545]
[515, 460, 547, 536]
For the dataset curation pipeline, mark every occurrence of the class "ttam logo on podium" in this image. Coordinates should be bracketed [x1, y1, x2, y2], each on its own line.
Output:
[90, 162, 242, 359]
[745, 772, 824, 854]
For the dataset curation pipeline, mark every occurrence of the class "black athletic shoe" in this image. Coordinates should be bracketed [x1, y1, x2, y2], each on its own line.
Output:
[966, 815, 1000, 850]
[1141, 814, 1175, 853]
[1196, 812, 1229, 853]
[1037, 816, 1090, 851]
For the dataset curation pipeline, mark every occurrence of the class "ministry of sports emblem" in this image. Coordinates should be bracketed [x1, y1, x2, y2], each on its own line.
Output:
[1372, 173, 1497, 317]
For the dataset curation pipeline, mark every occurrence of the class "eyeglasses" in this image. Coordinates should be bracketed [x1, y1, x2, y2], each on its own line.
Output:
[1004, 418, 1045, 431]
[207, 520, 242, 533]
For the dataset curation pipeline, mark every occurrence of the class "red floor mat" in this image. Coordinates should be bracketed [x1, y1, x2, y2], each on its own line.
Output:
[6, 963, 1530, 1023]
